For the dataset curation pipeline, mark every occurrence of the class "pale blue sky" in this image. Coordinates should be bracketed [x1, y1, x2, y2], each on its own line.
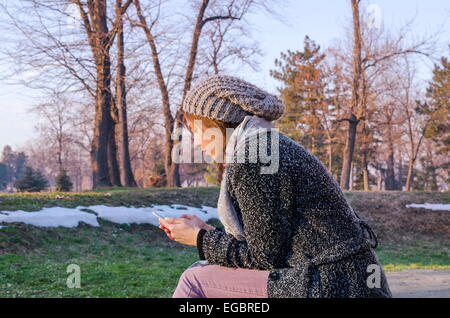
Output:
[0, 0, 449, 151]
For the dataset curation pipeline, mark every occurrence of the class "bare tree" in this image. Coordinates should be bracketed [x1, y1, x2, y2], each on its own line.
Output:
[31, 92, 74, 171]
[71, 0, 134, 188]
[389, 57, 431, 190]
[114, 0, 137, 187]
[195, 8, 264, 184]
[133, 0, 266, 187]
[338, 0, 433, 189]
[1, 0, 135, 188]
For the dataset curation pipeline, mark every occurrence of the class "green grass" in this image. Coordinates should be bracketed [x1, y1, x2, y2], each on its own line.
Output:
[377, 243, 450, 271]
[0, 249, 198, 297]
[0, 187, 220, 212]
[0, 188, 449, 297]
[0, 220, 448, 297]
[0, 220, 200, 297]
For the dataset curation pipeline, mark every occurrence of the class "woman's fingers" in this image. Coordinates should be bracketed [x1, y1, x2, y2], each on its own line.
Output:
[159, 224, 169, 231]
[159, 224, 170, 234]
[161, 217, 191, 229]
[159, 225, 175, 240]
[164, 217, 185, 224]
[158, 217, 200, 246]
[166, 231, 175, 240]
[159, 218, 175, 229]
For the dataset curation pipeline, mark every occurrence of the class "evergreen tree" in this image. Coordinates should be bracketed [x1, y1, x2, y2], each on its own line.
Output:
[15, 166, 49, 192]
[14, 152, 27, 183]
[419, 49, 450, 186]
[1, 146, 28, 188]
[55, 169, 73, 192]
[0, 163, 8, 190]
[1, 145, 15, 185]
[270, 36, 339, 169]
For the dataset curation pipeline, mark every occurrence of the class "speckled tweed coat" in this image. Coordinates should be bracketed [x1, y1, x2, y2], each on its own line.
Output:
[196, 131, 392, 298]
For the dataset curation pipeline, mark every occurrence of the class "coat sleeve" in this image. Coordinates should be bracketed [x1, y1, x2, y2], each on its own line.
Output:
[196, 161, 292, 270]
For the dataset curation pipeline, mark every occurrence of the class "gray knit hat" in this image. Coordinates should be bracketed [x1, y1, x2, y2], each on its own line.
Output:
[182, 74, 284, 123]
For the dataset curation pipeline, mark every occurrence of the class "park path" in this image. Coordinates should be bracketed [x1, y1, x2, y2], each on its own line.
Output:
[387, 269, 450, 298]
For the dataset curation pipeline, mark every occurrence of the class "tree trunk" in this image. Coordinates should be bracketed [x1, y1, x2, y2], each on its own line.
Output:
[107, 122, 121, 186]
[349, 160, 354, 191]
[58, 135, 63, 171]
[385, 122, 397, 190]
[134, 0, 179, 187]
[327, 140, 333, 174]
[88, 0, 113, 188]
[362, 154, 370, 191]
[340, 115, 358, 189]
[405, 158, 415, 191]
[91, 54, 113, 188]
[385, 145, 396, 190]
[109, 92, 121, 187]
[341, 0, 363, 190]
[360, 120, 370, 191]
[116, 0, 137, 187]
[75, 0, 134, 188]
[398, 155, 403, 190]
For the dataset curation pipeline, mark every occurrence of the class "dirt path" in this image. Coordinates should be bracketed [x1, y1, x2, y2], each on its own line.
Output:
[387, 269, 450, 298]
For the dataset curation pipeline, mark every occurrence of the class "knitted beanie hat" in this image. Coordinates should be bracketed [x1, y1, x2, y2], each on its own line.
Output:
[182, 74, 284, 123]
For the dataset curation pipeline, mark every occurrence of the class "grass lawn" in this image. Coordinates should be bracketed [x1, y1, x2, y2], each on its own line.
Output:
[0, 188, 449, 297]
[0, 220, 200, 297]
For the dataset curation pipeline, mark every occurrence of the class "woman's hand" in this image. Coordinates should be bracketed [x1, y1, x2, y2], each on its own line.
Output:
[159, 223, 175, 241]
[159, 214, 215, 246]
[158, 216, 207, 246]
[179, 214, 215, 231]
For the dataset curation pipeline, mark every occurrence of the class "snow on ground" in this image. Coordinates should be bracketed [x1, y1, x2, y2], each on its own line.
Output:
[0, 204, 218, 228]
[405, 203, 450, 212]
[0, 207, 100, 228]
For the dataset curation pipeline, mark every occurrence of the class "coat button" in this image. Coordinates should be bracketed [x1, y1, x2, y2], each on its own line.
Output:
[269, 272, 280, 280]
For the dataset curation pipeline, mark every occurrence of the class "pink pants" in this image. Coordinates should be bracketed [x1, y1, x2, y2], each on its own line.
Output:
[172, 261, 270, 298]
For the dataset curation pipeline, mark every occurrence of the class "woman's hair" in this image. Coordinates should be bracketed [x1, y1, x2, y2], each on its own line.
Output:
[182, 112, 239, 158]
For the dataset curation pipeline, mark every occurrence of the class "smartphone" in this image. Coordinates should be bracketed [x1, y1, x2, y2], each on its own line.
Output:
[152, 211, 167, 220]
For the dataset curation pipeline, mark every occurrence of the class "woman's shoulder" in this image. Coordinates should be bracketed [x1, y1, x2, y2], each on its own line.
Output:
[225, 133, 295, 185]
[227, 131, 321, 175]
[225, 130, 336, 198]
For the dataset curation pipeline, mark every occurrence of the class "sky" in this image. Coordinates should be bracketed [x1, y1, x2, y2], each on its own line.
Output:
[0, 0, 449, 152]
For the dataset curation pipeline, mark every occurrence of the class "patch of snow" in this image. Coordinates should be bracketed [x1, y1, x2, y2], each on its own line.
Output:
[0, 207, 99, 228]
[0, 204, 218, 228]
[81, 204, 218, 226]
[405, 203, 450, 212]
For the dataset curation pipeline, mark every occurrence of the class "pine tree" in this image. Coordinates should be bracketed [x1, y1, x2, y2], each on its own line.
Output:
[15, 166, 49, 192]
[419, 49, 450, 186]
[0, 163, 7, 190]
[1, 146, 28, 188]
[270, 36, 339, 169]
[55, 169, 73, 192]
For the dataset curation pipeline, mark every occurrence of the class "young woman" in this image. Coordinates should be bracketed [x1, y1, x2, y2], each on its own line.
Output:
[159, 74, 392, 298]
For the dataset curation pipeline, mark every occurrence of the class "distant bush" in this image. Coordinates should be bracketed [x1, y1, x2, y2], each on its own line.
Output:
[15, 166, 49, 192]
[55, 169, 73, 192]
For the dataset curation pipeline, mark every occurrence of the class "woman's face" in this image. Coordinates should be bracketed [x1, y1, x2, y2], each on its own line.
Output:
[184, 115, 222, 161]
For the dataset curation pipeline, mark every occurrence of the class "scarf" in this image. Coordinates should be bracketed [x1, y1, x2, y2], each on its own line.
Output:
[217, 114, 274, 241]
